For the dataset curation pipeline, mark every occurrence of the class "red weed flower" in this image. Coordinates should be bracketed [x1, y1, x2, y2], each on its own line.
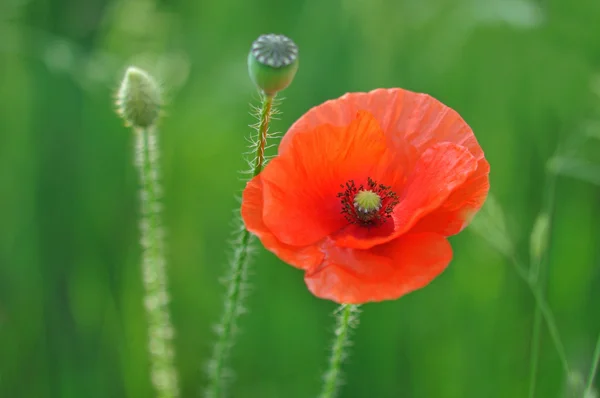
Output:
[241, 88, 490, 304]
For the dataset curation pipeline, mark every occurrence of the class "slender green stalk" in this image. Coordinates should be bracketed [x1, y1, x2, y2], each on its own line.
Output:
[528, 171, 557, 398]
[205, 93, 274, 398]
[134, 126, 179, 398]
[527, 306, 543, 398]
[474, 211, 571, 379]
[528, 282, 570, 375]
[509, 255, 570, 376]
[471, 182, 570, 386]
[318, 304, 361, 398]
[584, 333, 600, 396]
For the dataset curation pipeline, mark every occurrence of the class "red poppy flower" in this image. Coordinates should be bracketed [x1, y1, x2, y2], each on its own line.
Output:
[241, 88, 489, 304]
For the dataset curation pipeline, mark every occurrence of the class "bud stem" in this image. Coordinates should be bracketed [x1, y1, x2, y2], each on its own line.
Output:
[254, 94, 273, 176]
[134, 127, 179, 398]
[319, 304, 361, 398]
[527, 168, 563, 398]
[205, 93, 275, 398]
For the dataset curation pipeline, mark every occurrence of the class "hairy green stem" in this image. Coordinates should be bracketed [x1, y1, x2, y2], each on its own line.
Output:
[319, 305, 360, 398]
[205, 93, 274, 398]
[584, 333, 600, 395]
[134, 126, 179, 398]
[254, 94, 273, 177]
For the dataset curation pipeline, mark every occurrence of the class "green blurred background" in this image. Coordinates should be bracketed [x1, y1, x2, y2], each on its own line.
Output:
[1, 0, 599, 397]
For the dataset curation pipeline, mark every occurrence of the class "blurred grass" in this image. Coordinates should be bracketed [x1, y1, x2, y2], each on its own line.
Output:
[1, 0, 599, 397]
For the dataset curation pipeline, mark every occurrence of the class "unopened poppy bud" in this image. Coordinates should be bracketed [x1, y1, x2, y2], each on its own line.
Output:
[529, 212, 549, 266]
[116, 66, 161, 128]
[248, 33, 298, 96]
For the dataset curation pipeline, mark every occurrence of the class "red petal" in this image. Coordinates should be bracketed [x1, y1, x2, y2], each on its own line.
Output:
[334, 143, 478, 249]
[241, 176, 324, 270]
[261, 111, 399, 247]
[411, 158, 490, 235]
[304, 233, 452, 304]
[282, 88, 484, 164]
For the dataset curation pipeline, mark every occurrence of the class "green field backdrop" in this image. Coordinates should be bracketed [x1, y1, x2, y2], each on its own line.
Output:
[1, 0, 599, 397]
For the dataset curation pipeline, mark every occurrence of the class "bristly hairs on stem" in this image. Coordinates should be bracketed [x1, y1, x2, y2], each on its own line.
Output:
[116, 66, 180, 398]
[204, 33, 299, 398]
[203, 92, 275, 398]
[318, 305, 362, 398]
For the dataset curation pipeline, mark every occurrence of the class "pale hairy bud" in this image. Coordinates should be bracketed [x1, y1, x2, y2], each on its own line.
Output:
[116, 66, 161, 128]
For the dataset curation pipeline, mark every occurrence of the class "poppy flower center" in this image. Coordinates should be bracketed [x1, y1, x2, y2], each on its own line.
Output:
[337, 177, 399, 227]
[354, 190, 381, 213]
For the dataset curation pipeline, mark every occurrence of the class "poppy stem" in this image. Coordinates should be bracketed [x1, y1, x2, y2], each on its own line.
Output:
[134, 126, 179, 398]
[319, 304, 361, 398]
[253, 94, 273, 176]
[205, 93, 275, 398]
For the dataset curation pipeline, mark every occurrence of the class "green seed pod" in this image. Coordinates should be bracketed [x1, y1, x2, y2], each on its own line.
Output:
[116, 66, 161, 128]
[248, 34, 299, 96]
